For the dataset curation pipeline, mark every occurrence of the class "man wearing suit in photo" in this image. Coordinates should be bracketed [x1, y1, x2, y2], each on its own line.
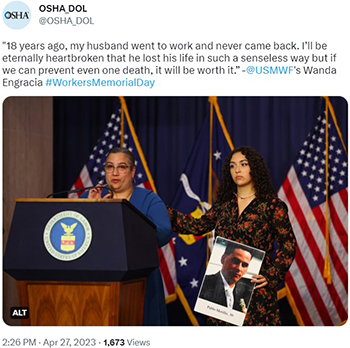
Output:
[199, 243, 254, 313]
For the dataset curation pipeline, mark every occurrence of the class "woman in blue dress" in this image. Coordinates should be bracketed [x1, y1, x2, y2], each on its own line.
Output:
[84, 147, 172, 325]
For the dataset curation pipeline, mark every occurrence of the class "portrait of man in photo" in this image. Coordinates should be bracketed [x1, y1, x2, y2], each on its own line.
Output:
[199, 242, 256, 313]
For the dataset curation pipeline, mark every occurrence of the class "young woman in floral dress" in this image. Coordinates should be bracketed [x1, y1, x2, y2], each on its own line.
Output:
[168, 146, 297, 325]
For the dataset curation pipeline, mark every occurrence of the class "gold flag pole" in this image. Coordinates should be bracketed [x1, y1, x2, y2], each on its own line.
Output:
[323, 97, 331, 284]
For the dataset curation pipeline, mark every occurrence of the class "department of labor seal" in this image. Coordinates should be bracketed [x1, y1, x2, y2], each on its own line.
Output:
[43, 210, 92, 261]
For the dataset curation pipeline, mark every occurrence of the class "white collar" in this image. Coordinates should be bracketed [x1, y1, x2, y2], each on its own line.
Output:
[220, 271, 235, 294]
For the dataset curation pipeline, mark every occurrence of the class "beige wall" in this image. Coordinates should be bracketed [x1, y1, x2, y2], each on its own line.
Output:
[3, 97, 53, 325]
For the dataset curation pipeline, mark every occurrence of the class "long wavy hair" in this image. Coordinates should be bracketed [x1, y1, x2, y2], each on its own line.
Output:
[216, 146, 277, 202]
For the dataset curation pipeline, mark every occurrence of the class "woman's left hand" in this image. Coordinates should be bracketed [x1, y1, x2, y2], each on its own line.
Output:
[251, 275, 268, 289]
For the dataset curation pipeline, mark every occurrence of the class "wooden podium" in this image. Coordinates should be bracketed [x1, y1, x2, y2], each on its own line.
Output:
[4, 199, 159, 326]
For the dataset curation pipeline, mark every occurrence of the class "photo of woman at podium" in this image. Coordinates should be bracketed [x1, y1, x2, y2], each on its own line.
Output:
[82, 147, 172, 326]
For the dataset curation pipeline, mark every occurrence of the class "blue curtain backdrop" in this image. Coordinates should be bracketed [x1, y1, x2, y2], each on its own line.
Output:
[53, 96, 347, 207]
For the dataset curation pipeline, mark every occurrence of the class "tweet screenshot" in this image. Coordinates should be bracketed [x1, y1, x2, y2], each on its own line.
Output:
[1, 1, 349, 348]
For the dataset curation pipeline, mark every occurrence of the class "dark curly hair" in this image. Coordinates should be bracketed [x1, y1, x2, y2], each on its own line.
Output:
[216, 146, 277, 202]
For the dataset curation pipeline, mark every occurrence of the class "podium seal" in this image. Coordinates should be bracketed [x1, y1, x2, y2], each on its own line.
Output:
[43, 210, 92, 261]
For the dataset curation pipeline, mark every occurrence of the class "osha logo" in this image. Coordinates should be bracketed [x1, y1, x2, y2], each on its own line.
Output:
[3, 1, 31, 29]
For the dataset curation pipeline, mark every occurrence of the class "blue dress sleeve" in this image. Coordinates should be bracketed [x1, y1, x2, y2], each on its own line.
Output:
[81, 186, 172, 248]
[144, 194, 172, 248]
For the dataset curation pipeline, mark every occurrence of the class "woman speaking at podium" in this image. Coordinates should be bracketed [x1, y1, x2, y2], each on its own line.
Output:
[82, 147, 172, 326]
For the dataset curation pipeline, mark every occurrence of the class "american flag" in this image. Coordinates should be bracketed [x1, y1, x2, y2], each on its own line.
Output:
[69, 96, 177, 300]
[278, 97, 348, 325]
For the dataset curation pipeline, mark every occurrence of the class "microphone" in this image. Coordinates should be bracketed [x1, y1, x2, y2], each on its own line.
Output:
[46, 183, 114, 198]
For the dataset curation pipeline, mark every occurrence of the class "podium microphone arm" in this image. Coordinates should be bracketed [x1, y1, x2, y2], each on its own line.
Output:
[46, 185, 114, 198]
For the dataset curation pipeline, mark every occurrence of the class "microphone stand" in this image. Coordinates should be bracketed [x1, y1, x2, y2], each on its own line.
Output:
[46, 185, 114, 198]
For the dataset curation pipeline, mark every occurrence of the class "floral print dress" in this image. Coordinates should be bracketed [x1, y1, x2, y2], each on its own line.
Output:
[168, 196, 297, 326]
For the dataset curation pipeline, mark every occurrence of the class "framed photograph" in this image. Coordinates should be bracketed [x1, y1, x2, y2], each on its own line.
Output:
[194, 236, 265, 326]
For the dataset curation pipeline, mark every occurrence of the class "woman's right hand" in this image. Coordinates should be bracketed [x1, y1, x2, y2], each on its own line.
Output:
[87, 185, 104, 199]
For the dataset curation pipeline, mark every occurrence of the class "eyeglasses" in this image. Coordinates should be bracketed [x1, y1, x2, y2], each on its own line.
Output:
[104, 164, 131, 174]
